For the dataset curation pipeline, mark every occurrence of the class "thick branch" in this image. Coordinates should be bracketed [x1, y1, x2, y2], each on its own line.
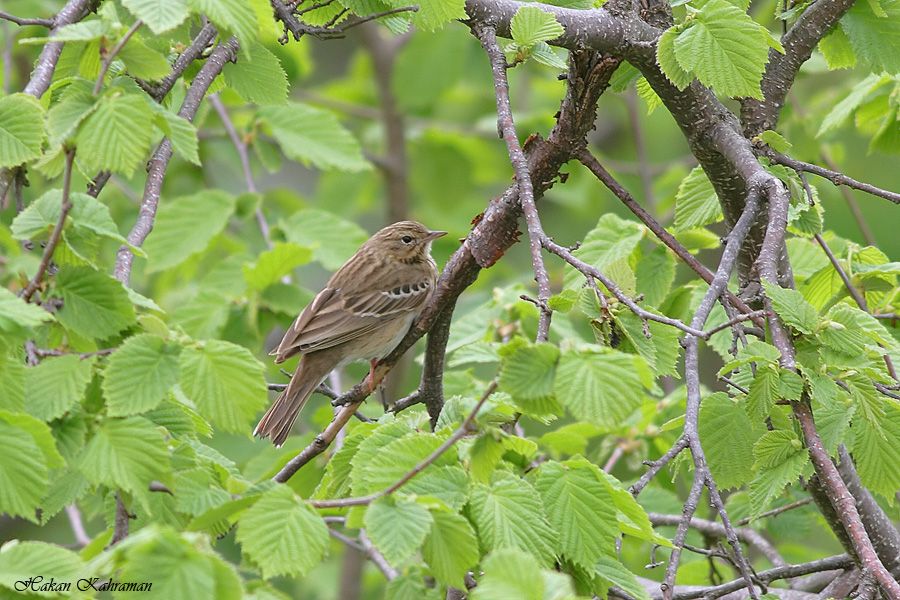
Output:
[114, 37, 240, 284]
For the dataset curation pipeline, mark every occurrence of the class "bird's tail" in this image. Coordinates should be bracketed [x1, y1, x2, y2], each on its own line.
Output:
[254, 354, 331, 447]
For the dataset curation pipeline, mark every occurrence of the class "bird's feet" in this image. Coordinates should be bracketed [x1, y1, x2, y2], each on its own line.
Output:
[365, 359, 379, 393]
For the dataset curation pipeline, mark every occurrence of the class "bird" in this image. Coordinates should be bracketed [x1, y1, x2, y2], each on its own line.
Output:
[254, 220, 446, 446]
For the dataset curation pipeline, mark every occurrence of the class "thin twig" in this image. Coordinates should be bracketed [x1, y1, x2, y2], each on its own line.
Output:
[208, 94, 271, 247]
[735, 498, 814, 526]
[629, 436, 689, 497]
[64, 505, 91, 547]
[93, 20, 143, 95]
[0, 10, 54, 27]
[769, 152, 900, 205]
[473, 23, 552, 341]
[359, 530, 398, 580]
[20, 148, 75, 302]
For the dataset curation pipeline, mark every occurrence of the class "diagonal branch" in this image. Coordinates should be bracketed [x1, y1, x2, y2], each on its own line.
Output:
[114, 37, 240, 284]
[473, 23, 553, 341]
[769, 152, 900, 205]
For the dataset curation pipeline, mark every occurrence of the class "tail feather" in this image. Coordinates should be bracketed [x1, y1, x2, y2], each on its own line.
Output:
[255, 354, 332, 447]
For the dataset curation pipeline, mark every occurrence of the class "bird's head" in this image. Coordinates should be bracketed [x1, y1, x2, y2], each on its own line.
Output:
[369, 221, 446, 263]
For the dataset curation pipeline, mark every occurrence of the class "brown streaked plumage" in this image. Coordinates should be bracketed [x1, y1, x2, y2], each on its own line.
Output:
[255, 221, 446, 446]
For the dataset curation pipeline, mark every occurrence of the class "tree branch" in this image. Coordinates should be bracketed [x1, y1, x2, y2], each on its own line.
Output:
[769, 152, 900, 205]
[114, 37, 240, 284]
[93, 19, 142, 95]
[0, 11, 54, 27]
[473, 23, 553, 341]
[20, 148, 75, 302]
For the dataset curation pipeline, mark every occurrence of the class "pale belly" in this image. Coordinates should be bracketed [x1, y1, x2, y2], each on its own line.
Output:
[339, 313, 416, 364]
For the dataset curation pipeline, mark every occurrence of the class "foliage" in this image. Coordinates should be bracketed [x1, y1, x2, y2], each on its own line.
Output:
[0, 0, 898, 598]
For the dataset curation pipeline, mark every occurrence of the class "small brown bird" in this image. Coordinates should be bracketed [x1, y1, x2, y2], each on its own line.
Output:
[255, 220, 446, 446]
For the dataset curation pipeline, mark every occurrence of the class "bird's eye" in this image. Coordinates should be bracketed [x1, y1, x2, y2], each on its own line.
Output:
[401, 235, 414, 244]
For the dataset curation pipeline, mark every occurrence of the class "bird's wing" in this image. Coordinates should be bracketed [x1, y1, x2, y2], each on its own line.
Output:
[270, 280, 433, 361]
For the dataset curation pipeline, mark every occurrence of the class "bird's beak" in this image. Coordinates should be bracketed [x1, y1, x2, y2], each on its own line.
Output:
[425, 230, 448, 241]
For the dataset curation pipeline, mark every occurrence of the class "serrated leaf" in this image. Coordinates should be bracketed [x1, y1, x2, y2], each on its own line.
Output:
[535, 458, 617, 569]
[763, 280, 819, 334]
[280, 208, 369, 270]
[122, 0, 188, 33]
[24, 354, 94, 421]
[75, 92, 154, 177]
[0, 418, 49, 521]
[841, 0, 900, 75]
[749, 430, 809, 515]
[78, 416, 171, 500]
[657, 28, 694, 90]
[243, 242, 312, 291]
[189, 0, 257, 50]
[817, 73, 891, 137]
[498, 341, 559, 413]
[699, 393, 757, 488]
[674, 166, 722, 230]
[152, 107, 200, 165]
[530, 41, 569, 69]
[54, 267, 136, 340]
[103, 334, 181, 416]
[555, 348, 649, 429]
[672, 0, 776, 98]
[466, 472, 558, 565]
[409, 0, 467, 31]
[636, 76, 664, 114]
[236, 486, 328, 578]
[143, 190, 236, 271]
[595, 554, 651, 600]
[179, 340, 268, 433]
[818, 25, 856, 70]
[223, 42, 288, 105]
[719, 340, 781, 375]
[118, 38, 171, 80]
[470, 548, 545, 600]
[511, 6, 565, 47]
[853, 399, 900, 499]
[564, 214, 644, 289]
[47, 80, 97, 146]
[0, 541, 83, 591]
[757, 129, 792, 152]
[0, 93, 46, 167]
[746, 366, 780, 421]
[365, 496, 433, 565]
[0, 288, 53, 334]
[259, 103, 369, 172]
[422, 510, 479, 588]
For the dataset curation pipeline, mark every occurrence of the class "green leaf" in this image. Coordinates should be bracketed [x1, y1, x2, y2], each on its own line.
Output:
[535, 458, 617, 569]
[47, 80, 97, 146]
[757, 130, 792, 152]
[817, 73, 891, 137]
[75, 91, 154, 177]
[178, 340, 268, 433]
[699, 393, 757, 488]
[0, 350, 26, 412]
[0, 287, 53, 334]
[188, 0, 257, 49]
[223, 42, 288, 105]
[122, 0, 189, 33]
[564, 214, 644, 289]
[818, 25, 856, 70]
[103, 334, 181, 416]
[78, 416, 171, 500]
[749, 430, 809, 515]
[0, 541, 83, 592]
[258, 103, 369, 172]
[470, 548, 545, 600]
[657, 28, 694, 90]
[555, 348, 649, 429]
[674, 166, 722, 230]
[351, 431, 460, 498]
[152, 107, 200, 165]
[853, 399, 900, 499]
[746, 366, 780, 421]
[636, 75, 664, 114]
[595, 554, 651, 600]
[280, 208, 369, 270]
[841, 0, 900, 74]
[636, 247, 675, 309]
[0, 418, 49, 521]
[763, 281, 819, 334]
[365, 496, 433, 565]
[408, 0, 467, 31]
[719, 340, 781, 375]
[243, 242, 312, 291]
[530, 42, 569, 70]
[118, 38, 171, 80]
[422, 510, 479, 588]
[24, 354, 94, 421]
[672, 0, 778, 98]
[236, 486, 328, 578]
[143, 190, 237, 271]
[498, 341, 560, 414]
[466, 472, 558, 566]
[54, 267, 136, 340]
[511, 6, 565, 47]
[0, 93, 46, 167]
